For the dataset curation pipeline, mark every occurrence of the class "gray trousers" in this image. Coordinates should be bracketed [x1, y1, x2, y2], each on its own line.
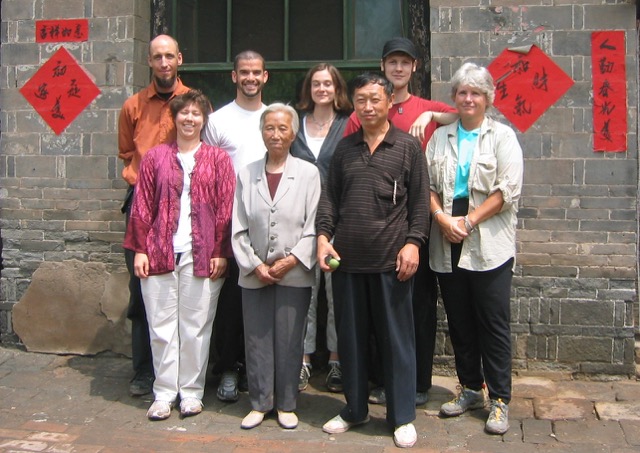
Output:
[242, 285, 311, 412]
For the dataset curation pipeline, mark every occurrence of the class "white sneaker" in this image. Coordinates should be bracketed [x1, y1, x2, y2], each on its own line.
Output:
[394, 423, 417, 448]
[179, 397, 203, 417]
[322, 414, 370, 434]
[146, 400, 173, 420]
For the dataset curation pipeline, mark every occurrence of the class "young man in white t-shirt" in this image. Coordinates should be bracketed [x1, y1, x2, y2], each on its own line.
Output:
[202, 50, 269, 402]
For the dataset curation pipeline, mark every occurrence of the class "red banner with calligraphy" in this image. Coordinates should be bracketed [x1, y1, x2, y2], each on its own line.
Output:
[36, 19, 89, 43]
[488, 45, 574, 133]
[20, 47, 101, 135]
[591, 31, 627, 152]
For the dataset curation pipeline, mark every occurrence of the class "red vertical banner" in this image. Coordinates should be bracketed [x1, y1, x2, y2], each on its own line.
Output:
[591, 31, 627, 152]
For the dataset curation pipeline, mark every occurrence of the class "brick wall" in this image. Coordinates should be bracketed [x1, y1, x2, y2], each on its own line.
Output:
[430, 0, 638, 375]
[0, 0, 638, 375]
[0, 0, 151, 342]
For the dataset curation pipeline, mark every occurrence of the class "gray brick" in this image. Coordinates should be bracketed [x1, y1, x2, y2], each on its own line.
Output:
[2, 0, 35, 20]
[42, 0, 86, 19]
[461, 6, 519, 34]
[523, 5, 573, 30]
[608, 232, 636, 244]
[583, 5, 636, 30]
[580, 196, 634, 209]
[14, 155, 57, 178]
[65, 156, 109, 179]
[522, 265, 578, 278]
[552, 31, 593, 56]
[2, 42, 39, 65]
[552, 254, 607, 267]
[584, 160, 637, 185]
[522, 160, 574, 184]
[41, 134, 82, 156]
[431, 33, 485, 59]
[581, 267, 636, 279]
[581, 220, 635, 233]
[93, 1, 136, 17]
[558, 337, 612, 362]
[560, 300, 614, 326]
[553, 133, 593, 159]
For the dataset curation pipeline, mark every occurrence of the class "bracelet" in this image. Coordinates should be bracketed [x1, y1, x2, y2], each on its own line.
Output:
[463, 215, 475, 233]
[433, 209, 444, 218]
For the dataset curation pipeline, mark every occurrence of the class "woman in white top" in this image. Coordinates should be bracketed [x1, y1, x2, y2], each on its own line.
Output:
[290, 63, 352, 393]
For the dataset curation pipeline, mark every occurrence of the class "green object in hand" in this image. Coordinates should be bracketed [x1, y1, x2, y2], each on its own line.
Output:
[325, 255, 340, 270]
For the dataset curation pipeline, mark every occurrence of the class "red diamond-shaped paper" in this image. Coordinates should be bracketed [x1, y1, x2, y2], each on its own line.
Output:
[20, 46, 100, 135]
[488, 45, 574, 132]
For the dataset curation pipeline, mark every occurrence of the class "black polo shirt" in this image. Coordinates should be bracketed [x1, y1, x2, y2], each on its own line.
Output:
[316, 122, 429, 273]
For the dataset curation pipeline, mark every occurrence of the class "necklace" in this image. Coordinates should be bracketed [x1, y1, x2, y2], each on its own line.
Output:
[309, 113, 335, 129]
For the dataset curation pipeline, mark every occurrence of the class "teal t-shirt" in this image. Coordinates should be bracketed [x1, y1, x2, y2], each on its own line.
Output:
[453, 123, 480, 199]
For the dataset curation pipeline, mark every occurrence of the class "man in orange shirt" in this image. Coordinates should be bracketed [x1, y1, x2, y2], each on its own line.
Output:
[118, 34, 190, 396]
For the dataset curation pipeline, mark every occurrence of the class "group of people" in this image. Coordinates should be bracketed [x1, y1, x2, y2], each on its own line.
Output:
[119, 33, 523, 449]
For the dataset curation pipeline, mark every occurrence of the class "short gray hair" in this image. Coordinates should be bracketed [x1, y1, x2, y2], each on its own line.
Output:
[451, 62, 495, 107]
[260, 103, 299, 136]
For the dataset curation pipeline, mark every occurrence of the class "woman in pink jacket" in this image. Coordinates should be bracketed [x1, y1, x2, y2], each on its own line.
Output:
[124, 90, 235, 421]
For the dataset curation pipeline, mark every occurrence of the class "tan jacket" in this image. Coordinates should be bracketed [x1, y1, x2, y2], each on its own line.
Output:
[427, 118, 524, 273]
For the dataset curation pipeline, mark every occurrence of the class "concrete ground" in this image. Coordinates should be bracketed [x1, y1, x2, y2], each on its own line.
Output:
[1, 346, 639, 452]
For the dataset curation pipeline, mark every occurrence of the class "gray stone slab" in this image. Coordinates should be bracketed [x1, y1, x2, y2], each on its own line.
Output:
[556, 381, 616, 402]
[522, 418, 556, 444]
[534, 397, 596, 420]
[554, 420, 627, 446]
[620, 420, 640, 446]
[596, 401, 640, 422]
[613, 381, 640, 402]
[513, 376, 558, 398]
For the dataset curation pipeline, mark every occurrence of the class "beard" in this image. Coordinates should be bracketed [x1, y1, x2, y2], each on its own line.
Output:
[154, 74, 177, 90]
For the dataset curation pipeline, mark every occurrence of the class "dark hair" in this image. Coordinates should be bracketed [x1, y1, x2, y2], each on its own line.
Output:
[233, 50, 266, 71]
[169, 89, 212, 128]
[297, 63, 352, 114]
[349, 72, 393, 100]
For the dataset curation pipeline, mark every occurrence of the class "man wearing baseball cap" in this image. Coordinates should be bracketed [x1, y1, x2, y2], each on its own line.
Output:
[344, 37, 457, 408]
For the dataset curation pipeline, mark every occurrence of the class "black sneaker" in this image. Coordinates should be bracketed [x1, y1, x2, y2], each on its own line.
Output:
[129, 372, 154, 396]
[298, 363, 312, 391]
[217, 370, 239, 402]
[325, 362, 343, 393]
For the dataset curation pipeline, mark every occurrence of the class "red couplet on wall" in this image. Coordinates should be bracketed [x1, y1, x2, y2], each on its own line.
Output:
[487, 45, 574, 133]
[36, 19, 89, 43]
[19, 47, 101, 135]
[591, 31, 627, 152]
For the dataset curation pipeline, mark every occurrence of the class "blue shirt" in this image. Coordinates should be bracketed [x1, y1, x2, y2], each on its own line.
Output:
[454, 123, 480, 199]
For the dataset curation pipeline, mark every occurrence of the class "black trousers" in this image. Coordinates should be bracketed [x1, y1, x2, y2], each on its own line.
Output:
[367, 246, 438, 394]
[210, 258, 245, 375]
[412, 245, 439, 392]
[435, 197, 513, 402]
[333, 271, 416, 427]
[123, 186, 153, 377]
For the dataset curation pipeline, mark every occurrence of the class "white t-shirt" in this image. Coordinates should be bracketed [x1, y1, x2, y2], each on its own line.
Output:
[303, 119, 324, 159]
[202, 100, 267, 174]
[173, 146, 199, 253]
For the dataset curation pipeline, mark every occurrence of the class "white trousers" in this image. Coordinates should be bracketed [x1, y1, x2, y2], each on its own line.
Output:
[141, 250, 223, 402]
[303, 265, 337, 354]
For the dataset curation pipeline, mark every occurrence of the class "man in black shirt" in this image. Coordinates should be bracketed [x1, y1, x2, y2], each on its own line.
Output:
[317, 73, 429, 449]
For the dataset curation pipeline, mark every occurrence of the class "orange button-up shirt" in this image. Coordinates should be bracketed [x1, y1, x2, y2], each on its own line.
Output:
[117, 79, 190, 185]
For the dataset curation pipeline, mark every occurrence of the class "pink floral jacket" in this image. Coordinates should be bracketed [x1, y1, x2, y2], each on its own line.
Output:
[123, 142, 235, 277]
